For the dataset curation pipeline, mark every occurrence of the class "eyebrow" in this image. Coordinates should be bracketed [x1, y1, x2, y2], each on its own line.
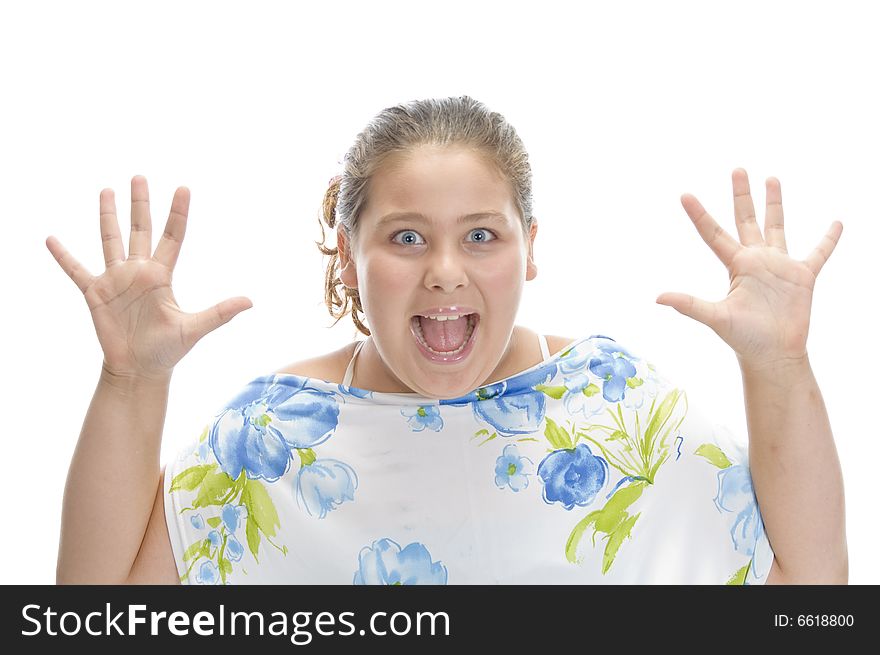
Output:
[376, 211, 509, 227]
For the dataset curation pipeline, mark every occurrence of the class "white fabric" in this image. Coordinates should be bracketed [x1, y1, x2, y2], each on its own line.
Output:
[164, 333, 775, 585]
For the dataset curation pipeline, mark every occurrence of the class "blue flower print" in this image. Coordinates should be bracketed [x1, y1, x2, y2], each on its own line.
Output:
[336, 383, 372, 400]
[195, 560, 220, 585]
[221, 503, 247, 533]
[538, 443, 609, 510]
[353, 538, 448, 585]
[208, 529, 223, 549]
[503, 360, 560, 396]
[197, 441, 211, 462]
[190, 513, 205, 530]
[713, 464, 773, 580]
[210, 378, 341, 482]
[296, 458, 358, 519]
[495, 444, 533, 492]
[438, 359, 558, 407]
[210, 406, 291, 482]
[588, 341, 639, 403]
[225, 534, 244, 562]
[619, 361, 660, 412]
[557, 341, 614, 418]
[401, 405, 444, 432]
[473, 391, 547, 437]
[561, 372, 607, 419]
[265, 383, 342, 449]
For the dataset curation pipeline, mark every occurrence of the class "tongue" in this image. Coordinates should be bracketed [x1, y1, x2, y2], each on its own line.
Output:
[418, 315, 470, 351]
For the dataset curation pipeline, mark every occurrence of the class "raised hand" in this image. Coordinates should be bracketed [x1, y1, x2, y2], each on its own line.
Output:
[46, 175, 253, 380]
[655, 168, 843, 370]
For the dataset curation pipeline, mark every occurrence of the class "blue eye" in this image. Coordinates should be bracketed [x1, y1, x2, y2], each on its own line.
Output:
[468, 228, 496, 243]
[391, 228, 497, 246]
[392, 230, 425, 246]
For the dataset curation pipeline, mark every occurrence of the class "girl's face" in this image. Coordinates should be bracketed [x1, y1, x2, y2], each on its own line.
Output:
[337, 144, 538, 398]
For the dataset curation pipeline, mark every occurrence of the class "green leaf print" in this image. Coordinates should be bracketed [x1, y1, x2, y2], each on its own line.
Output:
[179, 538, 212, 583]
[246, 515, 261, 563]
[583, 383, 601, 398]
[641, 388, 684, 470]
[574, 389, 686, 485]
[602, 513, 640, 574]
[544, 416, 574, 450]
[726, 561, 751, 585]
[470, 428, 499, 447]
[240, 477, 281, 562]
[170, 464, 216, 493]
[192, 469, 236, 509]
[183, 538, 209, 563]
[565, 480, 648, 571]
[219, 555, 233, 580]
[535, 383, 567, 400]
[297, 447, 317, 467]
[694, 443, 733, 469]
[207, 517, 222, 528]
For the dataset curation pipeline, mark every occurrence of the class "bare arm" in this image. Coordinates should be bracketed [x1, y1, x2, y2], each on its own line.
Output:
[56, 367, 172, 584]
[126, 466, 180, 584]
[47, 175, 252, 584]
[741, 356, 848, 584]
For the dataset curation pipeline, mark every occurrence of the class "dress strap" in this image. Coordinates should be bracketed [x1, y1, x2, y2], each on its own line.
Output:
[342, 340, 366, 387]
[538, 333, 550, 362]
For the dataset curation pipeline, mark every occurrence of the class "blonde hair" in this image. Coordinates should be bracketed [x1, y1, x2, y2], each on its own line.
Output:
[315, 95, 535, 337]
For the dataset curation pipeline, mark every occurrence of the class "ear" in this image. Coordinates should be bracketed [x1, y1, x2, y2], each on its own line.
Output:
[525, 218, 538, 281]
[337, 225, 359, 289]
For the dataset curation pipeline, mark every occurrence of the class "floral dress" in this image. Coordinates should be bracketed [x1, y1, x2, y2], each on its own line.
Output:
[163, 334, 775, 585]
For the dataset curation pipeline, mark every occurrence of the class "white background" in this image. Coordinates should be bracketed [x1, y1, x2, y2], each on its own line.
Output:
[2, 0, 876, 584]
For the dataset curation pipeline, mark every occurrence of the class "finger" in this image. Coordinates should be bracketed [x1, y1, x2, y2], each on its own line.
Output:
[182, 296, 253, 349]
[732, 168, 764, 247]
[656, 292, 720, 331]
[764, 176, 788, 252]
[99, 188, 125, 267]
[153, 186, 190, 271]
[129, 175, 152, 259]
[45, 235, 97, 294]
[680, 193, 741, 269]
[803, 221, 843, 278]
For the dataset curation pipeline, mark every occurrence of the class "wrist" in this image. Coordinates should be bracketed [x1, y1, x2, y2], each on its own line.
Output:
[99, 361, 173, 393]
[737, 351, 812, 380]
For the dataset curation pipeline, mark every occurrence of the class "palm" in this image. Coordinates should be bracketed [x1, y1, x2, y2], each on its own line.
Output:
[715, 246, 816, 362]
[86, 258, 184, 376]
[47, 175, 253, 379]
[656, 168, 842, 368]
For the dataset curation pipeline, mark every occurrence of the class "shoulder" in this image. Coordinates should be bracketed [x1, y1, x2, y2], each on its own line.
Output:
[271, 341, 358, 384]
[546, 334, 578, 357]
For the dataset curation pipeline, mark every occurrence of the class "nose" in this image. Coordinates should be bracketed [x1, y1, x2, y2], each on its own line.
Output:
[422, 243, 469, 293]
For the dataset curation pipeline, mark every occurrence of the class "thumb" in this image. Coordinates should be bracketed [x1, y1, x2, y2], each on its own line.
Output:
[184, 296, 253, 347]
[655, 292, 717, 329]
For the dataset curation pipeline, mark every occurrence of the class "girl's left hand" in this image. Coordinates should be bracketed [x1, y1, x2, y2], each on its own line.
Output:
[655, 168, 843, 371]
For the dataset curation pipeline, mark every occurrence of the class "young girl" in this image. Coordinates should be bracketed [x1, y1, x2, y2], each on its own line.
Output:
[49, 96, 845, 585]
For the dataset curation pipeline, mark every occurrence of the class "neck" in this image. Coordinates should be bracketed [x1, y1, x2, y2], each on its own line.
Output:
[353, 326, 536, 394]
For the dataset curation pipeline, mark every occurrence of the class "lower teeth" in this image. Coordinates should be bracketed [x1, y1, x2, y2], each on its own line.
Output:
[415, 317, 475, 355]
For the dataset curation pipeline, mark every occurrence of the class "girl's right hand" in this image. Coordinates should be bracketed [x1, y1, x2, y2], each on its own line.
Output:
[46, 175, 253, 381]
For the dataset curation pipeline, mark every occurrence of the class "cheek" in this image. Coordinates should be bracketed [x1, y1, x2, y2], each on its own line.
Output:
[359, 259, 411, 305]
[480, 253, 526, 289]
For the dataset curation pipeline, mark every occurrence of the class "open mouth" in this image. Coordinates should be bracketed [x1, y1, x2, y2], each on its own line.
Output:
[410, 313, 479, 356]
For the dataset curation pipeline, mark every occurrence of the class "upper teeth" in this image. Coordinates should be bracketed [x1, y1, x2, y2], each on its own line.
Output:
[422, 313, 469, 322]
